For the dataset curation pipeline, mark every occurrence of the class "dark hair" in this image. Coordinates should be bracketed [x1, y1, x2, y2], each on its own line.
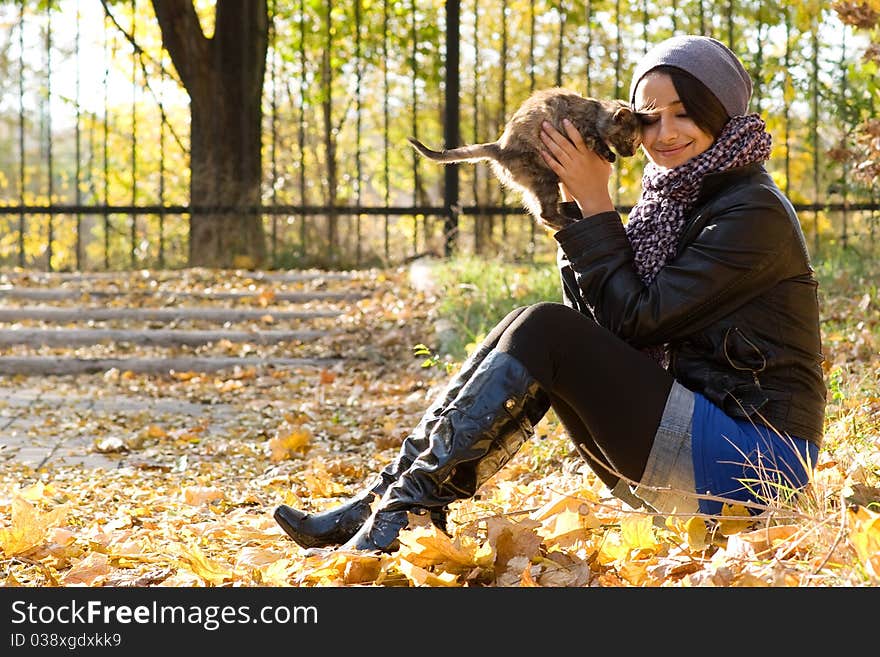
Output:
[651, 65, 729, 138]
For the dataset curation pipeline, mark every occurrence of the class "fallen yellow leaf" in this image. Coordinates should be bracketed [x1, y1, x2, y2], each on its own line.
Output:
[257, 559, 295, 586]
[146, 425, 168, 439]
[268, 427, 311, 462]
[849, 505, 880, 579]
[182, 486, 225, 506]
[395, 558, 459, 587]
[176, 544, 231, 585]
[684, 516, 710, 552]
[620, 514, 659, 554]
[0, 496, 68, 557]
[61, 551, 110, 586]
[718, 504, 754, 536]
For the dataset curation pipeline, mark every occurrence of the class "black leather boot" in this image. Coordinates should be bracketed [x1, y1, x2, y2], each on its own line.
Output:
[274, 335, 500, 548]
[342, 350, 550, 552]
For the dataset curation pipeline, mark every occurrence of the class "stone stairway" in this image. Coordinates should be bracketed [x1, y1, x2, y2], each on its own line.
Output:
[0, 268, 378, 469]
[0, 269, 367, 375]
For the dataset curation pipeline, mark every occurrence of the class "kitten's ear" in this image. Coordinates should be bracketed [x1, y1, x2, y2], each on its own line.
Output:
[613, 106, 634, 122]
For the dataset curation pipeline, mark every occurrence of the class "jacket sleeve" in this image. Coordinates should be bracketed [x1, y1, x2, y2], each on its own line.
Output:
[555, 202, 594, 316]
[553, 188, 802, 347]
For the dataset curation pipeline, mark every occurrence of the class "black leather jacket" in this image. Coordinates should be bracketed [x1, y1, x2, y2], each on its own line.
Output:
[555, 163, 826, 446]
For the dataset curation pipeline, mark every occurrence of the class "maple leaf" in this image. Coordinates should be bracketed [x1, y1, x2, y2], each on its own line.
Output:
[146, 425, 168, 439]
[620, 514, 660, 554]
[398, 522, 493, 572]
[539, 508, 593, 548]
[519, 560, 540, 587]
[684, 516, 711, 552]
[0, 496, 68, 557]
[618, 559, 651, 586]
[255, 559, 296, 586]
[734, 524, 801, 560]
[597, 532, 628, 565]
[175, 544, 232, 585]
[717, 504, 754, 536]
[485, 515, 541, 563]
[268, 426, 311, 462]
[849, 505, 880, 579]
[61, 551, 110, 586]
[182, 486, 225, 506]
[396, 558, 460, 587]
[255, 288, 276, 307]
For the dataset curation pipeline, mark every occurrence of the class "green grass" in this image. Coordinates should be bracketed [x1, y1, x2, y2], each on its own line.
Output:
[432, 242, 880, 357]
[429, 254, 562, 358]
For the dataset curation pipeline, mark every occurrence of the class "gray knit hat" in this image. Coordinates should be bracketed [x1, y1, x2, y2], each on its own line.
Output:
[629, 35, 753, 117]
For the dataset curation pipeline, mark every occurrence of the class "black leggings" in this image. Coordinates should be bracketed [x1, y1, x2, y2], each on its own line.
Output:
[480, 302, 674, 486]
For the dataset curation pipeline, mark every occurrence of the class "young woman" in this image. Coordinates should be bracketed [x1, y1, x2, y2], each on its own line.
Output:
[274, 35, 827, 552]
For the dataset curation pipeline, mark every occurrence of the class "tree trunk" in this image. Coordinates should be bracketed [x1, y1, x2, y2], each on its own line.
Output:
[151, 0, 268, 268]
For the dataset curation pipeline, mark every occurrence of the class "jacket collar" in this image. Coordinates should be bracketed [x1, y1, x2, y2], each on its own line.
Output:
[694, 163, 767, 207]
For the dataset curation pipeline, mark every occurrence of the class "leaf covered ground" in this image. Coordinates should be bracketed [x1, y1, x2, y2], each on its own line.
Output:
[0, 264, 878, 587]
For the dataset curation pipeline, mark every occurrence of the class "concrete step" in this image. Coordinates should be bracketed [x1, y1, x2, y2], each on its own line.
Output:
[0, 287, 366, 303]
[0, 327, 336, 347]
[0, 305, 341, 323]
[0, 355, 344, 375]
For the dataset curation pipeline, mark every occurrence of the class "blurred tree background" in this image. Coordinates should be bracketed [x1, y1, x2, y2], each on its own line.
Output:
[0, 0, 877, 271]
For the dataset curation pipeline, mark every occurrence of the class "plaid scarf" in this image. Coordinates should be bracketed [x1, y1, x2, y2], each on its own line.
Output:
[624, 113, 773, 366]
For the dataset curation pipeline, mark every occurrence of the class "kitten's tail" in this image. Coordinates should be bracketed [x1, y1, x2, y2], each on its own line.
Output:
[407, 137, 501, 163]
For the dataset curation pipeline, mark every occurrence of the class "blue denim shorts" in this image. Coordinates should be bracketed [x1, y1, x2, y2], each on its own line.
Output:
[618, 381, 818, 517]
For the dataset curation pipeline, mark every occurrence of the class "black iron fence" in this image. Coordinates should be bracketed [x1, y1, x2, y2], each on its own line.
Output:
[0, 0, 877, 271]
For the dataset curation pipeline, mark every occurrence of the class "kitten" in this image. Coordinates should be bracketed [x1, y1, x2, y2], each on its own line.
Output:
[408, 87, 642, 231]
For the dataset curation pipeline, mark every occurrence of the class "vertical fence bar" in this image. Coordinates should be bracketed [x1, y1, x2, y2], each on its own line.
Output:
[725, 0, 734, 48]
[321, 1, 337, 264]
[840, 25, 849, 250]
[754, 3, 765, 114]
[270, 0, 278, 267]
[528, 0, 535, 93]
[383, 0, 391, 262]
[355, 0, 363, 266]
[18, 0, 26, 268]
[556, 1, 566, 87]
[528, 0, 536, 254]
[130, 0, 137, 269]
[783, 7, 791, 198]
[103, 14, 111, 269]
[585, 0, 592, 98]
[613, 0, 621, 98]
[87, 112, 96, 233]
[499, 0, 507, 241]
[298, 0, 307, 259]
[871, 69, 877, 250]
[411, 0, 420, 256]
[46, 3, 53, 271]
[473, 0, 481, 254]
[75, 0, 82, 270]
[159, 53, 166, 269]
[811, 22, 820, 256]
[444, 0, 460, 256]
[613, 0, 621, 209]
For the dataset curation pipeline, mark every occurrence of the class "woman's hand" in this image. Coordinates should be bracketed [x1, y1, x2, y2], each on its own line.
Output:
[540, 119, 615, 218]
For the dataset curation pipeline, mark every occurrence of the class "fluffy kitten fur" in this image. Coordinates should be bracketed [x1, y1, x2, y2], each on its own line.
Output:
[409, 87, 642, 231]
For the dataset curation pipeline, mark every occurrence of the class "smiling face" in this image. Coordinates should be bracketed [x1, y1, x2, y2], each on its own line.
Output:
[634, 71, 715, 169]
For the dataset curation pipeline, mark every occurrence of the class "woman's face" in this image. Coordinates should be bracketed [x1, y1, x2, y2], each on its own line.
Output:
[634, 71, 714, 169]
